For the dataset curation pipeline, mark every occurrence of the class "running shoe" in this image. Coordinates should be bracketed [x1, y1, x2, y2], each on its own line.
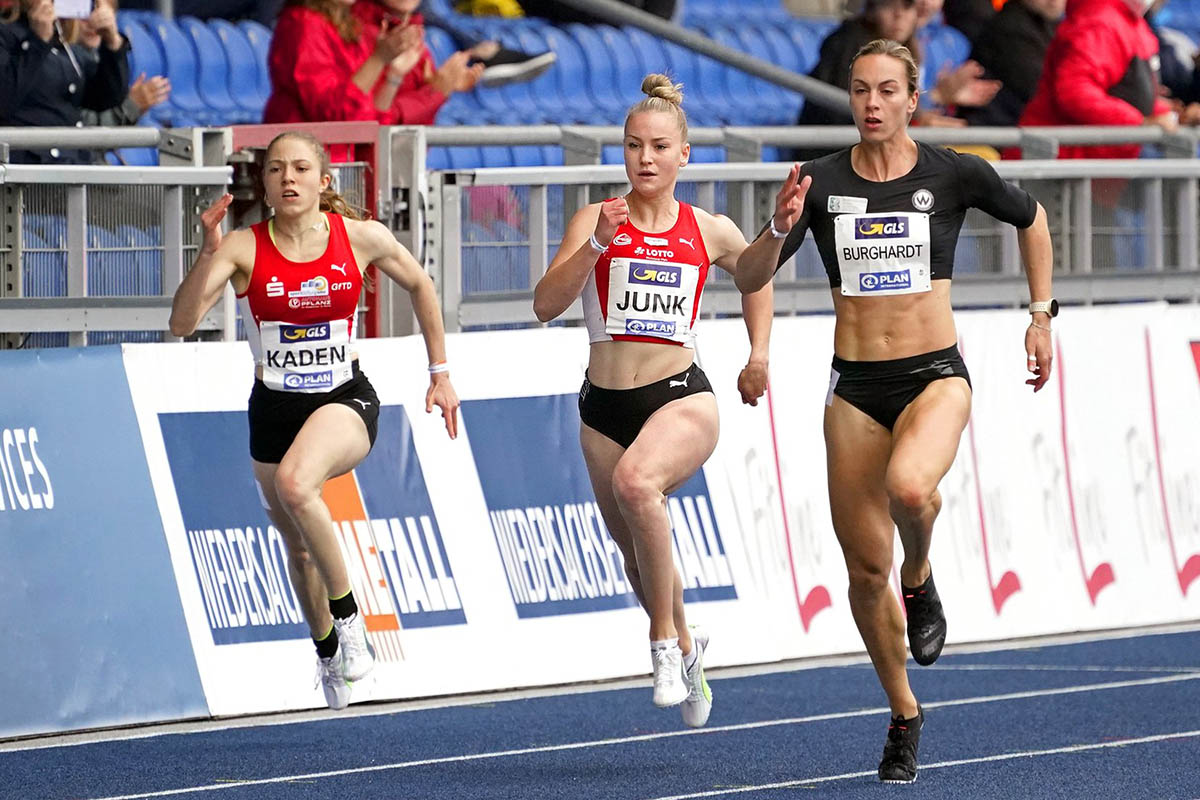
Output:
[650, 641, 689, 708]
[333, 612, 376, 682]
[680, 626, 712, 728]
[902, 570, 946, 666]
[316, 650, 351, 710]
[878, 705, 924, 783]
[478, 49, 557, 88]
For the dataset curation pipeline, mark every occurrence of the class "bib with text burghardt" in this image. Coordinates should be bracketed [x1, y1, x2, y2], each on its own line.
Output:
[834, 212, 932, 296]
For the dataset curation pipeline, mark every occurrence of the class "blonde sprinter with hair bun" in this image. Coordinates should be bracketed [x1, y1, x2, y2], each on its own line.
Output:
[170, 131, 459, 711]
[534, 74, 786, 727]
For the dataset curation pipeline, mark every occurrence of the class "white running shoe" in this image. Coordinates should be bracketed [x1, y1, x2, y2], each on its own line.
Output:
[316, 650, 351, 710]
[334, 613, 376, 682]
[681, 626, 712, 728]
[651, 641, 689, 708]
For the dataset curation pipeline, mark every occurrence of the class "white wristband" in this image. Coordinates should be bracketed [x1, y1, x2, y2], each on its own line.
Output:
[428, 361, 449, 374]
[769, 217, 788, 239]
[588, 233, 609, 254]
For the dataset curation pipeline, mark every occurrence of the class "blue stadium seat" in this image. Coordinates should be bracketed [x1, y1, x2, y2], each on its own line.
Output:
[565, 24, 629, 121]
[447, 146, 484, 169]
[539, 26, 608, 123]
[209, 18, 267, 121]
[147, 17, 214, 125]
[480, 146, 515, 167]
[118, 18, 169, 123]
[596, 27, 649, 107]
[426, 147, 451, 170]
[179, 17, 241, 125]
[514, 27, 568, 120]
[238, 20, 274, 111]
[88, 226, 137, 297]
[511, 145, 544, 167]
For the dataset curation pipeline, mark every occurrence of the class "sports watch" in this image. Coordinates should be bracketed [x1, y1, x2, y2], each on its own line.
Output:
[1028, 299, 1059, 317]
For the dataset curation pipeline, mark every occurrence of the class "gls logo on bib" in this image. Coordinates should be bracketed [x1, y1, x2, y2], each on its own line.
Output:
[856, 217, 909, 239]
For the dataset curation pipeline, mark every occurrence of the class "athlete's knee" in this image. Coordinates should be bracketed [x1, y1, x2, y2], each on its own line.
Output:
[885, 470, 937, 516]
[611, 460, 662, 511]
[274, 465, 318, 512]
[845, 558, 891, 597]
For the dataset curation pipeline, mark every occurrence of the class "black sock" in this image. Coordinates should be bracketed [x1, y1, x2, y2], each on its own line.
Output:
[329, 590, 358, 621]
[314, 625, 339, 660]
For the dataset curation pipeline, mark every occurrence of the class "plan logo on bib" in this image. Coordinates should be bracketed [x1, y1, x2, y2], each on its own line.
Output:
[860, 270, 912, 292]
[159, 406, 465, 662]
[464, 394, 737, 618]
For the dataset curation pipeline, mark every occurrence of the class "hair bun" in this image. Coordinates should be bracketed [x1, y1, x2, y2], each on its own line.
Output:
[641, 73, 684, 106]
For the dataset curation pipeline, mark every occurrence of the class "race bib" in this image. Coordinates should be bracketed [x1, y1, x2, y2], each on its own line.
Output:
[605, 257, 702, 345]
[834, 212, 932, 297]
[259, 319, 354, 393]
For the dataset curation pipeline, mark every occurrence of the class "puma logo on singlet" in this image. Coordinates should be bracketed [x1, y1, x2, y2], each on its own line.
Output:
[351, 399, 371, 409]
[679, 237, 695, 249]
[669, 374, 690, 388]
[331, 263, 347, 276]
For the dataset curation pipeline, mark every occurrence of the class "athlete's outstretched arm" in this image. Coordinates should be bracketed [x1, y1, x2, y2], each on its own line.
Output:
[1018, 202, 1054, 392]
[533, 201, 612, 322]
[354, 219, 459, 438]
[735, 163, 811, 294]
[701, 210, 776, 407]
[169, 194, 245, 337]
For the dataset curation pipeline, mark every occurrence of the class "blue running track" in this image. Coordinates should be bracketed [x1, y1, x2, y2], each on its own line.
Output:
[4, 627, 1200, 799]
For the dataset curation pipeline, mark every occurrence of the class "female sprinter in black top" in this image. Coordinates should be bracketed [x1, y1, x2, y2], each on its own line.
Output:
[736, 39, 1056, 783]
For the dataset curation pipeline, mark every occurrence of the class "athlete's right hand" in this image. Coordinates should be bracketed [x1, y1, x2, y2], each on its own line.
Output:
[200, 194, 233, 256]
[593, 197, 629, 249]
[772, 163, 810, 237]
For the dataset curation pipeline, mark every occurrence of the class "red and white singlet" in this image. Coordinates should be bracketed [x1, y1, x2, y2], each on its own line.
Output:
[237, 212, 363, 393]
[581, 201, 711, 349]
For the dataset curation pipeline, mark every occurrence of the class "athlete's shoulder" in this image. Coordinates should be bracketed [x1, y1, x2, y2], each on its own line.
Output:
[800, 148, 853, 178]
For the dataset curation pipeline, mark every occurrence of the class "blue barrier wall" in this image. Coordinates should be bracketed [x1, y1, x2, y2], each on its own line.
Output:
[0, 347, 208, 738]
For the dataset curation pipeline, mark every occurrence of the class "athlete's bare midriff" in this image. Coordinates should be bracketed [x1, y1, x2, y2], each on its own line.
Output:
[831, 279, 958, 361]
[585, 339, 695, 389]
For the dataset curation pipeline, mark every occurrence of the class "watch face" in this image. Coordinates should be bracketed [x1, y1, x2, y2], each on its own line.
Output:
[1050, 298, 1059, 317]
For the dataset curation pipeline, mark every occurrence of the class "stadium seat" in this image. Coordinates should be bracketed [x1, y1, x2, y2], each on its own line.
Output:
[178, 17, 241, 125]
[147, 17, 215, 126]
[209, 18, 267, 120]
[238, 20, 274, 111]
[565, 24, 629, 121]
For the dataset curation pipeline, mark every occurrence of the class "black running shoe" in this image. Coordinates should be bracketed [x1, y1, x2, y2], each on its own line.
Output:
[878, 705, 924, 783]
[477, 49, 557, 88]
[902, 570, 946, 666]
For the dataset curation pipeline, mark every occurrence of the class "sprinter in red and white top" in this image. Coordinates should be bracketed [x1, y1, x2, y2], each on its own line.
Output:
[169, 130, 458, 711]
[533, 74, 782, 728]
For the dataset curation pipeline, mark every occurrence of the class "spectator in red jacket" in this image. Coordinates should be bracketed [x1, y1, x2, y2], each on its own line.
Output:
[1019, 0, 1176, 159]
[352, 0, 483, 125]
[263, 0, 424, 125]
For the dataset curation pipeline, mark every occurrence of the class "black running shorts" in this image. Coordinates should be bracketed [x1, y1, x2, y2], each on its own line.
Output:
[247, 362, 380, 463]
[829, 344, 971, 431]
[578, 363, 713, 449]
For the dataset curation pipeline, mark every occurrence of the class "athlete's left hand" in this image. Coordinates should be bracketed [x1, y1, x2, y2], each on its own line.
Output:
[738, 359, 769, 406]
[772, 163, 810, 236]
[1024, 324, 1053, 392]
[426, 373, 460, 438]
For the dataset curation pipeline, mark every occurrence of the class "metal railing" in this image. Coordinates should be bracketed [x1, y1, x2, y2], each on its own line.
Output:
[0, 164, 231, 347]
[424, 160, 1200, 332]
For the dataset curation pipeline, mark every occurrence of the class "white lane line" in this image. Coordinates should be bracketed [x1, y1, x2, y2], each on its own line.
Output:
[643, 729, 1200, 800]
[82, 673, 1200, 800]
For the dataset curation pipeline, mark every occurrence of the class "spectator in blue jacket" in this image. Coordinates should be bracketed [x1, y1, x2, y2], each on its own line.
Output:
[0, 0, 130, 163]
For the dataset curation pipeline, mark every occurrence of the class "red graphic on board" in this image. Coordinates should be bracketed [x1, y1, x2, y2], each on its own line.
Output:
[765, 383, 832, 631]
[1057, 341, 1116, 604]
[1145, 332, 1200, 597]
[959, 339, 1021, 614]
